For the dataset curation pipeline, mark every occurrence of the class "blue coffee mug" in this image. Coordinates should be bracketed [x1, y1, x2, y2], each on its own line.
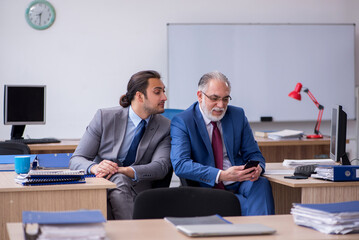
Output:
[14, 156, 30, 174]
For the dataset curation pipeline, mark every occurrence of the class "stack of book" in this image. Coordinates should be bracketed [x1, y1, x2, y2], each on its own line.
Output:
[291, 201, 359, 234]
[15, 169, 86, 186]
[267, 129, 304, 140]
[254, 130, 275, 138]
[23, 210, 106, 239]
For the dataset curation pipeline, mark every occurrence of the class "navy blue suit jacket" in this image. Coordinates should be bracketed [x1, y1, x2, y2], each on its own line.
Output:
[170, 102, 265, 187]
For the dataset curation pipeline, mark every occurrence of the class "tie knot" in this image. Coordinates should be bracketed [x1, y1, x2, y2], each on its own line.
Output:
[138, 119, 146, 128]
[211, 121, 218, 129]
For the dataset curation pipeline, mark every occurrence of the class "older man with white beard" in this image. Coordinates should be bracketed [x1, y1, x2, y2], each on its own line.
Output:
[170, 71, 274, 216]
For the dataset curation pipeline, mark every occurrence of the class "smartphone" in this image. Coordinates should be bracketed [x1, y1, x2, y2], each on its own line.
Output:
[244, 160, 260, 170]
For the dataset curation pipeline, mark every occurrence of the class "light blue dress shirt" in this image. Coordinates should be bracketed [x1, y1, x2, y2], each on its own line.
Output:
[117, 106, 150, 181]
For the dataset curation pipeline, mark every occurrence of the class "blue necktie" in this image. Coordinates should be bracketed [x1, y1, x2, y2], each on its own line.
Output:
[123, 120, 147, 167]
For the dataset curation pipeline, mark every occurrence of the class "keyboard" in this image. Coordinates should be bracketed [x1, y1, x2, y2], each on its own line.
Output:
[5, 138, 61, 144]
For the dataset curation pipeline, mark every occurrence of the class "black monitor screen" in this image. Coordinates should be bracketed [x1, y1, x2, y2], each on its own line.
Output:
[329, 105, 350, 165]
[4, 85, 46, 125]
[330, 108, 337, 159]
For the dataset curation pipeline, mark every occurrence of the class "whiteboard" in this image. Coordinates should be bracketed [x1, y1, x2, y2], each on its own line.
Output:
[167, 24, 355, 122]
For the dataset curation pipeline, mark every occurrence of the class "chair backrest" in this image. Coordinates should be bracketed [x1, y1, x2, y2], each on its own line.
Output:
[133, 187, 241, 219]
[179, 177, 200, 187]
[0, 142, 30, 155]
[161, 109, 184, 120]
[151, 167, 173, 188]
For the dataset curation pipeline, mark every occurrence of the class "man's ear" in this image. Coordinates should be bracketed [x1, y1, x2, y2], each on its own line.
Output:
[197, 90, 203, 103]
[135, 91, 144, 103]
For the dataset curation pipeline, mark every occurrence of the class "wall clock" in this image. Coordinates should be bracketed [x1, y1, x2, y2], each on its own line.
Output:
[25, 0, 56, 30]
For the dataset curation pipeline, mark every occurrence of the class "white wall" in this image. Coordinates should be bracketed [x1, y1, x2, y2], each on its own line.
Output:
[1, 0, 358, 159]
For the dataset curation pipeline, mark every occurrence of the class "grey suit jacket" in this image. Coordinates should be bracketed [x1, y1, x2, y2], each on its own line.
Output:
[69, 106, 171, 191]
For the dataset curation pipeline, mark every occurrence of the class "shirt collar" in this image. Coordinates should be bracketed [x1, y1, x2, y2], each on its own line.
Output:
[129, 106, 151, 127]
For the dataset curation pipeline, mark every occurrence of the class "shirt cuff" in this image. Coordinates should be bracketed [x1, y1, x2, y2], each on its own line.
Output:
[130, 167, 138, 181]
[215, 170, 221, 184]
[87, 163, 96, 174]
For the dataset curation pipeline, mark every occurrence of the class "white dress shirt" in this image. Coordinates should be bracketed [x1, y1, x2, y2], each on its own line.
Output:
[198, 104, 234, 185]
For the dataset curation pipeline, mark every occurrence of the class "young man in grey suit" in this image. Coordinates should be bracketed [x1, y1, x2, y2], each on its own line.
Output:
[69, 70, 171, 220]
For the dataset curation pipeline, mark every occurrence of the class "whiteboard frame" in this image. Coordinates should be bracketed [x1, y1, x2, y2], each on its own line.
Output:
[167, 23, 356, 122]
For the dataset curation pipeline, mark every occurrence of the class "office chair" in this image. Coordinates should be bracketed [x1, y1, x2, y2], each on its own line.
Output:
[161, 109, 184, 120]
[151, 167, 173, 188]
[132, 187, 241, 219]
[0, 142, 30, 155]
[179, 177, 200, 187]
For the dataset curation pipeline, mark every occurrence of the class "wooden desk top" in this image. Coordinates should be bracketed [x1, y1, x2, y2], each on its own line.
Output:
[28, 139, 80, 153]
[7, 215, 359, 240]
[255, 136, 330, 146]
[27, 137, 331, 154]
[0, 172, 116, 193]
[265, 163, 359, 188]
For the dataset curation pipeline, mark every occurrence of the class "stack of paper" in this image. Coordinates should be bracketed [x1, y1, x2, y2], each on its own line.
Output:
[291, 201, 359, 234]
[15, 169, 86, 186]
[23, 210, 107, 240]
[283, 159, 335, 168]
[267, 129, 304, 140]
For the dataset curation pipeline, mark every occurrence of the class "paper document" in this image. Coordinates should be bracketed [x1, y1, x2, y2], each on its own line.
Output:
[291, 201, 359, 234]
[23, 210, 106, 240]
[268, 129, 303, 140]
[283, 159, 335, 168]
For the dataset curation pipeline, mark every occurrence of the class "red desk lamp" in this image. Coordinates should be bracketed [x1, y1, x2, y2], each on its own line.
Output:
[288, 83, 324, 139]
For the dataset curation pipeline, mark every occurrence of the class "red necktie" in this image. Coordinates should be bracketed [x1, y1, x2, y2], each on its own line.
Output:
[211, 122, 225, 189]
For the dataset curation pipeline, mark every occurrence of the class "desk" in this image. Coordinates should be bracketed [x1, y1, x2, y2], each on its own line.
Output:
[7, 214, 359, 240]
[29, 139, 79, 154]
[265, 163, 359, 215]
[29, 138, 331, 163]
[0, 172, 115, 240]
[256, 137, 330, 163]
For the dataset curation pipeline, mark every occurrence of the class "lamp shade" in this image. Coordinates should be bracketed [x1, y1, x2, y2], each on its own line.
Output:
[288, 83, 302, 101]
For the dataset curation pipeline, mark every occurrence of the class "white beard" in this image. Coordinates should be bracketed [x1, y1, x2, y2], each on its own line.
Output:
[200, 97, 226, 122]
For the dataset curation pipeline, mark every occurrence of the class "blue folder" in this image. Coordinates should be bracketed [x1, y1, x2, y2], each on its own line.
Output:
[0, 153, 72, 171]
[332, 165, 359, 181]
[0, 155, 37, 171]
[22, 210, 106, 224]
[295, 201, 359, 214]
[317, 165, 359, 181]
[37, 153, 73, 168]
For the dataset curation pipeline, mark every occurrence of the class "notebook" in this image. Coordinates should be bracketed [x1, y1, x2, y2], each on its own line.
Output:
[176, 223, 276, 237]
[15, 169, 86, 186]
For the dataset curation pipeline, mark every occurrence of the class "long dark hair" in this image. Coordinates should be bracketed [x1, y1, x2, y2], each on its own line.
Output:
[119, 70, 161, 107]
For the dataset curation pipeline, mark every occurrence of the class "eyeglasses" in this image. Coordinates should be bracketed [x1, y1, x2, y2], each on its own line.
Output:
[201, 91, 232, 103]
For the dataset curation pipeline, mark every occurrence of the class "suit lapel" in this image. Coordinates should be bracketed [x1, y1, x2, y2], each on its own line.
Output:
[194, 104, 214, 158]
[135, 116, 158, 164]
[112, 107, 129, 159]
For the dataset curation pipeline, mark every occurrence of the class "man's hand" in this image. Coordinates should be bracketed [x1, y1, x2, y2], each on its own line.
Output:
[90, 160, 135, 180]
[91, 160, 119, 179]
[219, 164, 262, 183]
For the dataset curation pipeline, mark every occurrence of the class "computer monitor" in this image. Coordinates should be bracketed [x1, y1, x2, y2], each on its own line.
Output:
[330, 105, 350, 165]
[3, 85, 46, 140]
